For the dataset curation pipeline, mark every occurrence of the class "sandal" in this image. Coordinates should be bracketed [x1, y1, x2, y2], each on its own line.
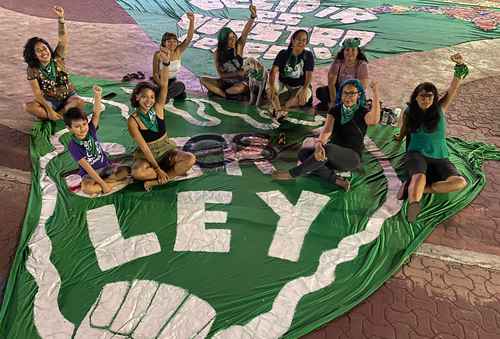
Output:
[122, 73, 134, 82]
[102, 92, 117, 100]
[335, 176, 351, 192]
[136, 71, 145, 80]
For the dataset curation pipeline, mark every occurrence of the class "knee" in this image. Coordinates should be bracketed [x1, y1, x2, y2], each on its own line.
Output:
[411, 173, 426, 185]
[453, 176, 467, 191]
[186, 153, 197, 167]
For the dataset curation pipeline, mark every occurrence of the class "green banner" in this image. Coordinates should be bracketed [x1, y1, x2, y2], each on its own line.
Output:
[116, 0, 500, 76]
[1, 76, 499, 338]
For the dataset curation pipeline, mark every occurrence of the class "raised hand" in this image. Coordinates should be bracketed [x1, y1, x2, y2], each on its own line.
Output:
[249, 4, 257, 18]
[186, 12, 195, 22]
[53, 6, 64, 18]
[450, 53, 464, 65]
[93, 85, 102, 97]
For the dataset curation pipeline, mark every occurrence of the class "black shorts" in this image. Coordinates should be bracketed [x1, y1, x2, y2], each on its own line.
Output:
[405, 151, 460, 183]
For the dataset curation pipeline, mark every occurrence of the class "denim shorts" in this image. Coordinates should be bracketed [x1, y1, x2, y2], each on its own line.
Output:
[45, 91, 78, 111]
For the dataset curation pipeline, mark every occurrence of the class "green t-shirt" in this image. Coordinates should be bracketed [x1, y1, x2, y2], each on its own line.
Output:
[407, 107, 449, 159]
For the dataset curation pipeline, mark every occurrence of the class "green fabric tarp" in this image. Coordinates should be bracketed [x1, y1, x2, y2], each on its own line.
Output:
[116, 0, 500, 76]
[0, 76, 499, 338]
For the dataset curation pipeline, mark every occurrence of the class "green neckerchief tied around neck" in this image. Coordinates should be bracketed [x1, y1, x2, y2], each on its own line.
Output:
[72, 131, 100, 159]
[138, 109, 159, 133]
[39, 60, 57, 81]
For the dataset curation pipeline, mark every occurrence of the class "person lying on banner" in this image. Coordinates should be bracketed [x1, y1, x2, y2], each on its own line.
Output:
[200, 5, 257, 99]
[396, 53, 469, 223]
[315, 38, 369, 112]
[152, 12, 195, 102]
[267, 29, 315, 120]
[65, 85, 130, 195]
[272, 80, 381, 191]
[23, 6, 84, 121]
[128, 48, 196, 191]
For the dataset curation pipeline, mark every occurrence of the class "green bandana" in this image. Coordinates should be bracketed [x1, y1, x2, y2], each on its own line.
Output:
[454, 63, 469, 79]
[249, 68, 264, 81]
[138, 109, 159, 133]
[342, 38, 361, 49]
[341, 103, 359, 125]
[72, 132, 100, 159]
[39, 60, 57, 81]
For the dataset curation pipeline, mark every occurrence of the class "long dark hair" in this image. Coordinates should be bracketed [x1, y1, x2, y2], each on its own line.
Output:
[288, 29, 309, 49]
[216, 27, 237, 65]
[23, 37, 54, 68]
[130, 82, 159, 108]
[334, 48, 368, 62]
[405, 82, 444, 133]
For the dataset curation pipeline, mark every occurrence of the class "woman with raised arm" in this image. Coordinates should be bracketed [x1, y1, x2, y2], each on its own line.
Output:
[267, 29, 315, 118]
[200, 5, 257, 99]
[128, 48, 196, 191]
[273, 80, 381, 191]
[396, 54, 468, 222]
[315, 38, 369, 111]
[23, 6, 84, 121]
[152, 12, 195, 101]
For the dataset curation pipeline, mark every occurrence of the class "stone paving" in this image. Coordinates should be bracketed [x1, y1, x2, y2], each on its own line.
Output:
[0, 1, 499, 338]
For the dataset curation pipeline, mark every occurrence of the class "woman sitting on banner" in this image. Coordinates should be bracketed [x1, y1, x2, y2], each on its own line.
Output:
[199, 5, 257, 99]
[315, 38, 369, 112]
[128, 48, 196, 191]
[23, 6, 84, 121]
[267, 29, 315, 119]
[152, 12, 195, 101]
[272, 80, 380, 191]
[396, 54, 468, 223]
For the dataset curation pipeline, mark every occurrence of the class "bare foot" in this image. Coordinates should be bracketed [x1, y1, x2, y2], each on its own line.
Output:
[272, 170, 294, 181]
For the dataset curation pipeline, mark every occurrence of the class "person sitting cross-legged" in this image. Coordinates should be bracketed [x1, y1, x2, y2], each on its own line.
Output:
[128, 48, 196, 191]
[65, 85, 129, 195]
[272, 80, 381, 190]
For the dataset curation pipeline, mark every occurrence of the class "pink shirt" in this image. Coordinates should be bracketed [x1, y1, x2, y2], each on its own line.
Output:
[329, 60, 368, 87]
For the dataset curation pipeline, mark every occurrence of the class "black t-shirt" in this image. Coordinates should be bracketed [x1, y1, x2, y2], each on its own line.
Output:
[273, 49, 314, 87]
[328, 105, 369, 155]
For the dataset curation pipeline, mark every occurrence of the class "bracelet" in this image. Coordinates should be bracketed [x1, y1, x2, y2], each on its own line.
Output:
[162, 62, 170, 66]
[58, 18, 65, 23]
[250, 15, 257, 19]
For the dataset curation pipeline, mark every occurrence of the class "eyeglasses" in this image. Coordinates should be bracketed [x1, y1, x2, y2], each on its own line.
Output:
[342, 91, 359, 97]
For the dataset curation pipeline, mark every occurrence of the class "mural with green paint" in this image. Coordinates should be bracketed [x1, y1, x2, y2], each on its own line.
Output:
[117, 0, 500, 76]
[1, 75, 499, 338]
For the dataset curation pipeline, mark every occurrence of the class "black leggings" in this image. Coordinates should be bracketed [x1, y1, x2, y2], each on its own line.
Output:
[289, 144, 361, 183]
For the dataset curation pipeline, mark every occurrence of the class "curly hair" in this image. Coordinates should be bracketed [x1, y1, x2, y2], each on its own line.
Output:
[63, 107, 87, 127]
[23, 37, 54, 68]
[130, 81, 159, 108]
[334, 48, 368, 62]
